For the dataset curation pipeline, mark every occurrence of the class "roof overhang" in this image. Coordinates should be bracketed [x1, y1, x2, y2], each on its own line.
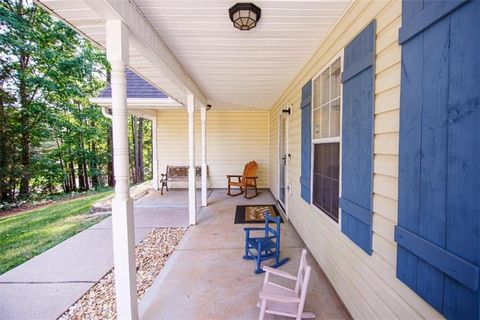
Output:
[36, 0, 351, 110]
[90, 97, 183, 109]
[36, 0, 207, 108]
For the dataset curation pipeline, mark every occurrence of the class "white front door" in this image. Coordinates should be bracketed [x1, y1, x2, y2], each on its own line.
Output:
[278, 113, 288, 214]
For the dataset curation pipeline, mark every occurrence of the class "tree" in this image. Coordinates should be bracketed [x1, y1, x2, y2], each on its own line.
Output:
[1, 1, 75, 196]
[129, 116, 152, 185]
[0, 0, 110, 200]
[0, 1, 154, 201]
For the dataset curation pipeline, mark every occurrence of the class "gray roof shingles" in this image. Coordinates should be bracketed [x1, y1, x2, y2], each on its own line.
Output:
[98, 69, 168, 99]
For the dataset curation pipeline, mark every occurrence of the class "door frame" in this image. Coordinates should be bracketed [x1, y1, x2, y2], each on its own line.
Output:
[277, 106, 290, 217]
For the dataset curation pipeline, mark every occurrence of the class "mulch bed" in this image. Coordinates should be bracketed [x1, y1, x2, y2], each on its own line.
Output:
[59, 227, 186, 320]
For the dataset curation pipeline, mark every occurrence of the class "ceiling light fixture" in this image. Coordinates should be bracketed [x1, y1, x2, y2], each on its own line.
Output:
[229, 3, 261, 31]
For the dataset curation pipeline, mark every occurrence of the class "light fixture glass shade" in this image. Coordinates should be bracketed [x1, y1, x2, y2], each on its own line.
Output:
[229, 3, 261, 31]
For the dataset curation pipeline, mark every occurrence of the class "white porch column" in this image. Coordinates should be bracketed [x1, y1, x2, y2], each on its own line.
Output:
[106, 20, 138, 320]
[187, 95, 197, 225]
[201, 106, 207, 206]
[152, 115, 159, 191]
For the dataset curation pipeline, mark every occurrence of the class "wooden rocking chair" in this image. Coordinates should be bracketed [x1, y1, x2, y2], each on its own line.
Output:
[257, 249, 315, 320]
[226, 160, 259, 199]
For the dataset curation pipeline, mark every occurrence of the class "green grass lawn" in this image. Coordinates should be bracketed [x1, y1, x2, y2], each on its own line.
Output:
[0, 191, 113, 274]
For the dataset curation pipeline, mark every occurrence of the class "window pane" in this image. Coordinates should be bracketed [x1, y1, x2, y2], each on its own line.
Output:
[331, 180, 339, 220]
[322, 143, 331, 177]
[320, 105, 329, 138]
[330, 98, 341, 137]
[313, 174, 322, 209]
[313, 77, 321, 107]
[313, 108, 321, 139]
[322, 177, 332, 214]
[313, 145, 323, 208]
[331, 143, 340, 180]
[320, 69, 330, 105]
[314, 142, 323, 175]
[313, 143, 340, 222]
[330, 58, 341, 99]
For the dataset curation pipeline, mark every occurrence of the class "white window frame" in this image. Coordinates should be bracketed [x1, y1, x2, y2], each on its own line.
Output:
[310, 51, 344, 227]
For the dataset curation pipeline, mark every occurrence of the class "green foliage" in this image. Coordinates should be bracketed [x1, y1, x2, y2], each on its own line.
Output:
[0, 1, 153, 203]
[0, 190, 113, 274]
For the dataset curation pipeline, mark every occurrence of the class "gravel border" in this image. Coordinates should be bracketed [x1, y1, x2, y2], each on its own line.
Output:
[59, 227, 186, 320]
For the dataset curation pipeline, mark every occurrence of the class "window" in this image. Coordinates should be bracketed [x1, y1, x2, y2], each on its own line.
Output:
[312, 57, 341, 221]
[313, 143, 339, 221]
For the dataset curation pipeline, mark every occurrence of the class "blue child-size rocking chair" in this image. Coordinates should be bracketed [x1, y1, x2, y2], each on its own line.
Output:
[243, 210, 289, 274]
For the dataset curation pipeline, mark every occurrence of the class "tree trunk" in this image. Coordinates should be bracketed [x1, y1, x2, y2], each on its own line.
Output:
[138, 118, 144, 182]
[11, 0, 30, 199]
[0, 92, 8, 200]
[78, 161, 85, 191]
[18, 63, 30, 197]
[55, 139, 69, 193]
[62, 179, 69, 194]
[69, 161, 76, 191]
[90, 141, 99, 189]
[83, 160, 89, 190]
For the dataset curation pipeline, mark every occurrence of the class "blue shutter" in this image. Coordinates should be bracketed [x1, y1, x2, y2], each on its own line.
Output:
[340, 21, 376, 255]
[300, 81, 312, 203]
[397, 1, 480, 318]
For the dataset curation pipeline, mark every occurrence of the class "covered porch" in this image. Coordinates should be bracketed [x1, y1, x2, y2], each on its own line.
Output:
[35, 0, 355, 319]
[34, 0, 349, 317]
[27, 0, 480, 318]
[137, 189, 349, 320]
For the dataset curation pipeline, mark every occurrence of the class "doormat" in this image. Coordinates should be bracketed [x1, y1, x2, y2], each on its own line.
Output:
[234, 205, 283, 224]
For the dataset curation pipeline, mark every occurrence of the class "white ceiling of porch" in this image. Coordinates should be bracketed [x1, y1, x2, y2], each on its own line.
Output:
[134, 0, 350, 109]
[36, 0, 350, 110]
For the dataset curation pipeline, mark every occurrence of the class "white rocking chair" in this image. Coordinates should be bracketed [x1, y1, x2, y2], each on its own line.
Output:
[257, 249, 315, 320]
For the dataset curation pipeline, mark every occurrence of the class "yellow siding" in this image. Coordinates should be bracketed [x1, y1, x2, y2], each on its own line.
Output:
[156, 110, 269, 189]
[269, 1, 443, 319]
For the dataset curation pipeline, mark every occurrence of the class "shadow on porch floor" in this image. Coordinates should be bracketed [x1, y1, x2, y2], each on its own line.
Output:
[138, 189, 351, 320]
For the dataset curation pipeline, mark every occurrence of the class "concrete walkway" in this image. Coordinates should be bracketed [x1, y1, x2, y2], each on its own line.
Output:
[139, 190, 350, 320]
[0, 191, 190, 320]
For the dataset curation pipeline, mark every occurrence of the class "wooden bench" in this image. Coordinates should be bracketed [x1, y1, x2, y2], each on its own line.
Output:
[160, 165, 204, 195]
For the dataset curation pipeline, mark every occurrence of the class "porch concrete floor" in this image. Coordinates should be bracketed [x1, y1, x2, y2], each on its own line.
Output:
[0, 190, 192, 320]
[139, 190, 350, 320]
